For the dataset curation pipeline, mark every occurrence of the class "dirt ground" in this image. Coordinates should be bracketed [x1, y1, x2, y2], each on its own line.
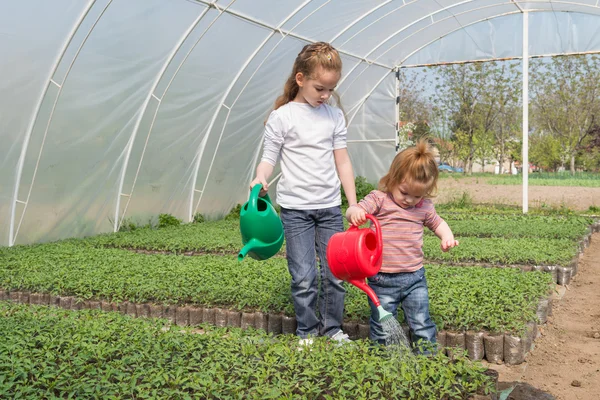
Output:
[483, 233, 600, 400]
[433, 180, 600, 399]
[436, 177, 600, 211]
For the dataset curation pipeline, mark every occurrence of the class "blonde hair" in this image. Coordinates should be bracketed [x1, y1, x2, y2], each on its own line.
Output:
[273, 42, 343, 111]
[379, 139, 439, 197]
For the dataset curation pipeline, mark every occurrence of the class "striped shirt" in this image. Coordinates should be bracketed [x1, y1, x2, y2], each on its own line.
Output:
[357, 190, 443, 273]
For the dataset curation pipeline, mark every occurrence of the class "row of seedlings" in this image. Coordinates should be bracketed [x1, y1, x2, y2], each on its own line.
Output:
[0, 288, 553, 366]
[437, 295, 553, 365]
[439, 221, 596, 285]
[533, 221, 596, 285]
[433, 220, 596, 363]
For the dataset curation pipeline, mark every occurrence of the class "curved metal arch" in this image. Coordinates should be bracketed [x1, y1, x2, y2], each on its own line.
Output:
[335, 0, 514, 92]
[394, 8, 600, 66]
[193, 0, 392, 69]
[336, 1, 458, 50]
[12, 0, 114, 242]
[338, 0, 600, 60]
[113, 3, 214, 232]
[112, 0, 318, 224]
[329, 0, 395, 43]
[383, 7, 600, 65]
[8, 0, 98, 246]
[343, 9, 528, 133]
[116, 3, 236, 228]
[334, 0, 600, 92]
[345, 69, 394, 129]
[343, 6, 600, 143]
[190, 0, 331, 219]
[342, 10, 526, 134]
[377, 6, 521, 65]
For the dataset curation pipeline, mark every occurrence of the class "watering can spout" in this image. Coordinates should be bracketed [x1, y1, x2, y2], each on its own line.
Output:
[376, 305, 393, 322]
[238, 238, 259, 261]
[348, 278, 381, 307]
[348, 279, 393, 322]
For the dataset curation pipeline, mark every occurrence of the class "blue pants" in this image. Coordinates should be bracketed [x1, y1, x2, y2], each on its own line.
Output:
[280, 206, 345, 338]
[367, 268, 437, 352]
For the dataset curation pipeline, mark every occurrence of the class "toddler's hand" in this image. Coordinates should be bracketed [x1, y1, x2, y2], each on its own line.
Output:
[250, 177, 268, 197]
[440, 238, 459, 252]
[346, 205, 366, 226]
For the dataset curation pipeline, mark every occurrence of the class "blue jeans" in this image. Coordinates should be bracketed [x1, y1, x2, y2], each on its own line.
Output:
[367, 268, 437, 352]
[280, 206, 345, 338]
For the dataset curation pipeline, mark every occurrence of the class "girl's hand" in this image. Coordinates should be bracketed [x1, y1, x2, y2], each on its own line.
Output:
[346, 205, 366, 226]
[440, 238, 459, 252]
[250, 177, 268, 197]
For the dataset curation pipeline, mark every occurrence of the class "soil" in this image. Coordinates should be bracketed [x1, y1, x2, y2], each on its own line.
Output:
[432, 180, 600, 399]
[435, 177, 600, 211]
[483, 232, 600, 400]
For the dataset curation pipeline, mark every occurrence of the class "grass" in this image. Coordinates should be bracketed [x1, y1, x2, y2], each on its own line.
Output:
[439, 171, 600, 187]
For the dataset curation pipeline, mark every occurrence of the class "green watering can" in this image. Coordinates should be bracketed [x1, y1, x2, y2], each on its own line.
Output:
[238, 184, 284, 261]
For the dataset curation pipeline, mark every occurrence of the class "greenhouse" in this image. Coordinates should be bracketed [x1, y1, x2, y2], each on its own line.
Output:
[2, 1, 600, 399]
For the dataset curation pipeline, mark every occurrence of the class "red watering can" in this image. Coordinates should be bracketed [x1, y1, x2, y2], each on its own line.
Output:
[327, 214, 392, 322]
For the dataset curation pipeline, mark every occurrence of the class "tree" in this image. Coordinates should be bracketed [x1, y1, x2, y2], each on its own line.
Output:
[396, 70, 433, 150]
[585, 124, 600, 151]
[473, 126, 495, 171]
[529, 130, 562, 171]
[431, 62, 515, 174]
[412, 121, 432, 142]
[432, 137, 454, 164]
[577, 149, 600, 172]
[397, 70, 431, 124]
[530, 55, 600, 174]
[507, 139, 522, 173]
[491, 64, 522, 174]
[579, 124, 600, 172]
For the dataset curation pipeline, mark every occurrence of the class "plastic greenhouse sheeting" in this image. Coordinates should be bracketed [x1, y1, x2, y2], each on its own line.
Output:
[1, 0, 600, 246]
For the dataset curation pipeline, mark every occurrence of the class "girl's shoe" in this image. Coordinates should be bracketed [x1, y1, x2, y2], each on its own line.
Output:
[297, 337, 314, 351]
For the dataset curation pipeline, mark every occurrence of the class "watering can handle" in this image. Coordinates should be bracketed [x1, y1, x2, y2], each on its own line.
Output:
[249, 184, 262, 211]
[249, 183, 274, 211]
[366, 214, 382, 264]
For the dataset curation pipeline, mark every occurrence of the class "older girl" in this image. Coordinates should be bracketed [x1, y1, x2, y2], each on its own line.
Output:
[250, 42, 357, 345]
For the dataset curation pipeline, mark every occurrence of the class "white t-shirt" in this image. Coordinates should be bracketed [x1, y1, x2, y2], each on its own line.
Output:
[261, 102, 347, 209]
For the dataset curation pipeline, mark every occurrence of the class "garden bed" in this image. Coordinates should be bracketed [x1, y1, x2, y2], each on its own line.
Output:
[1, 287, 550, 367]
[0, 243, 552, 333]
[82, 213, 594, 272]
[2, 209, 592, 367]
[0, 302, 497, 399]
[1, 237, 556, 365]
[431, 214, 593, 240]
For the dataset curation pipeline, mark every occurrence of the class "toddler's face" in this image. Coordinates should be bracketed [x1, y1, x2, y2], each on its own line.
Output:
[391, 182, 425, 209]
[296, 66, 340, 107]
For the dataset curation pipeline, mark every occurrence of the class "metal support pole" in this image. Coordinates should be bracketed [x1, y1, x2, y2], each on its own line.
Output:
[522, 11, 529, 214]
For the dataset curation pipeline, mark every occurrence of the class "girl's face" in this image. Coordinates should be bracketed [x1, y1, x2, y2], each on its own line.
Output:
[295, 66, 340, 107]
[391, 181, 426, 209]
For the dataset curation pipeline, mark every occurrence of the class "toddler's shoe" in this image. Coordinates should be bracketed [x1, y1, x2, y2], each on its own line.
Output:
[330, 330, 351, 345]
